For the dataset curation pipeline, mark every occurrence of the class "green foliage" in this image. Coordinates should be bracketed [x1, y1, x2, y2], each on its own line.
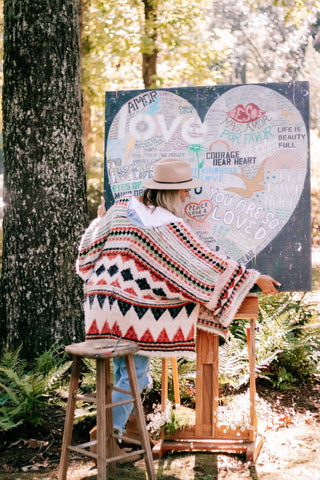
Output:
[234, 292, 320, 390]
[164, 405, 195, 435]
[0, 344, 71, 431]
[81, 0, 230, 168]
[146, 293, 320, 408]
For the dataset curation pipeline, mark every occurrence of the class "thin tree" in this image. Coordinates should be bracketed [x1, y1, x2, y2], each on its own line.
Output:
[142, 0, 158, 88]
[1, 0, 88, 359]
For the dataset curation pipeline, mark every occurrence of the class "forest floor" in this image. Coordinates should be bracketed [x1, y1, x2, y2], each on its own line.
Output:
[1, 255, 320, 480]
[0, 378, 319, 480]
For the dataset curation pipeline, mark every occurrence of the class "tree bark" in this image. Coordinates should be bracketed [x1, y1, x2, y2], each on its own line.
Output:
[1, 0, 88, 359]
[142, 0, 158, 88]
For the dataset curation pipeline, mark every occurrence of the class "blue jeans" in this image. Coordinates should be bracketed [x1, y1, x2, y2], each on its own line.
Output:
[112, 354, 151, 432]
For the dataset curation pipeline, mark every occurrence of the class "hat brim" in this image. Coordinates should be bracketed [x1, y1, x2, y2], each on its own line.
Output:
[142, 177, 203, 190]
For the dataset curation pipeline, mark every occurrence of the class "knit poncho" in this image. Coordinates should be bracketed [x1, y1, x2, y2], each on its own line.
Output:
[77, 198, 259, 357]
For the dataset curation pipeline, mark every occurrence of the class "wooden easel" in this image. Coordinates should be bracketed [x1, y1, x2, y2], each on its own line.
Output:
[154, 294, 263, 462]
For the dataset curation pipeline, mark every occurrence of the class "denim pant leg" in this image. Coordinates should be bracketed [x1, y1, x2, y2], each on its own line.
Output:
[112, 354, 151, 432]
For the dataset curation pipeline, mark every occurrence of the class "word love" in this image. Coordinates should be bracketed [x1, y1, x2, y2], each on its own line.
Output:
[117, 110, 207, 144]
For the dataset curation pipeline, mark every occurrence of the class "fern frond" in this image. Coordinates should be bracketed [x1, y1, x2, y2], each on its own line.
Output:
[44, 361, 72, 393]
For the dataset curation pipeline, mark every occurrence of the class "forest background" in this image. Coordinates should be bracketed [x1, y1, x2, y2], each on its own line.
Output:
[1, 0, 320, 253]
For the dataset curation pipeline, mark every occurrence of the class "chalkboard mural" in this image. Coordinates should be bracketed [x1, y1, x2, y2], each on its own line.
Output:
[105, 82, 311, 291]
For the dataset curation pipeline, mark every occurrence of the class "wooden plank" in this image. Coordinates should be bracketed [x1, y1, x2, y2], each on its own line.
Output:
[195, 330, 219, 437]
[154, 437, 261, 457]
[235, 295, 259, 319]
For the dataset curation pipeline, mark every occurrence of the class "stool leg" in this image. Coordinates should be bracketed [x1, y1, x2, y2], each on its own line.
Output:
[125, 354, 156, 480]
[104, 358, 117, 474]
[58, 355, 81, 480]
[96, 358, 107, 480]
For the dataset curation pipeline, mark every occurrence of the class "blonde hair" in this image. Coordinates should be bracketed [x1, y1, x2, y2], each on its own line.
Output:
[141, 189, 184, 218]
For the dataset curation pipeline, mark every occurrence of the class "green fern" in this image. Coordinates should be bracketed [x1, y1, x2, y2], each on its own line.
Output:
[0, 344, 71, 431]
[146, 292, 320, 401]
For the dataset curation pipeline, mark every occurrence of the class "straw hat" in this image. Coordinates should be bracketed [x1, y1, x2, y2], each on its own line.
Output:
[142, 158, 203, 190]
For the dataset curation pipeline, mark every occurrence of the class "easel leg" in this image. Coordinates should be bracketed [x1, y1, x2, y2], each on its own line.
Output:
[161, 357, 180, 411]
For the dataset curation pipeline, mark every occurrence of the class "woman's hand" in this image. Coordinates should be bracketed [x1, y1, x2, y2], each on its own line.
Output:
[97, 196, 107, 218]
[256, 274, 281, 295]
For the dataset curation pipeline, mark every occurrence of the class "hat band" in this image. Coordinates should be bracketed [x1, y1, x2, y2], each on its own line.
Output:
[154, 178, 193, 184]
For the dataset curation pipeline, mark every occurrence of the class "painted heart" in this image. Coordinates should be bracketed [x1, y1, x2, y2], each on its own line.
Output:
[106, 86, 308, 268]
[185, 200, 213, 223]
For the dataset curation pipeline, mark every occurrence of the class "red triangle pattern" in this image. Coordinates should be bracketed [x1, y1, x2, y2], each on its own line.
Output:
[156, 328, 170, 343]
[97, 279, 107, 285]
[124, 287, 137, 296]
[101, 320, 111, 334]
[187, 324, 195, 341]
[172, 327, 185, 342]
[112, 321, 123, 337]
[87, 319, 99, 335]
[140, 328, 155, 343]
[125, 326, 139, 341]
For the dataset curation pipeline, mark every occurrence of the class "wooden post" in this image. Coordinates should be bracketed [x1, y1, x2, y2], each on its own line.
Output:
[195, 330, 219, 437]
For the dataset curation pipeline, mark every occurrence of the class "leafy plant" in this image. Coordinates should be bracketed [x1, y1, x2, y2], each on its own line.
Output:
[146, 293, 320, 409]
[226, 292, 320, 390]
[0, 344, 71, 431]
[164, 405, 196, 436]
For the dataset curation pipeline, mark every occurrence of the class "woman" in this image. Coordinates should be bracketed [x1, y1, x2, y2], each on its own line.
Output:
[77, 157, 280, 436]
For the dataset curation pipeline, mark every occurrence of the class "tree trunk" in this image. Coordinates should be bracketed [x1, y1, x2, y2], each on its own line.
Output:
[142, 0, 158, 88]
[1, 0, 88, 360]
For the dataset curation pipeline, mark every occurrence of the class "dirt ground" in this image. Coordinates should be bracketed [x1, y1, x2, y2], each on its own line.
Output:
[0, 378, 319, 480]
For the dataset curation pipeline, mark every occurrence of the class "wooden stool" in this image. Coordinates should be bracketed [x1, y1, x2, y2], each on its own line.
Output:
[58, 339, 156, 480]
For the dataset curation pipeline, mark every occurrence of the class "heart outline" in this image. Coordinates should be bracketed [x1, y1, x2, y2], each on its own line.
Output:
[185, 200, 213, 223]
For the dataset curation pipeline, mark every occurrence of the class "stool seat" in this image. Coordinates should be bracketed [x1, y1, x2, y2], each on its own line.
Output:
[58, 339, 156, 480]
[65, 339, 139, 358]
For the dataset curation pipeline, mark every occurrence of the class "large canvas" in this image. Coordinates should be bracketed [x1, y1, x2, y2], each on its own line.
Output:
[104, 82, 311, 291]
